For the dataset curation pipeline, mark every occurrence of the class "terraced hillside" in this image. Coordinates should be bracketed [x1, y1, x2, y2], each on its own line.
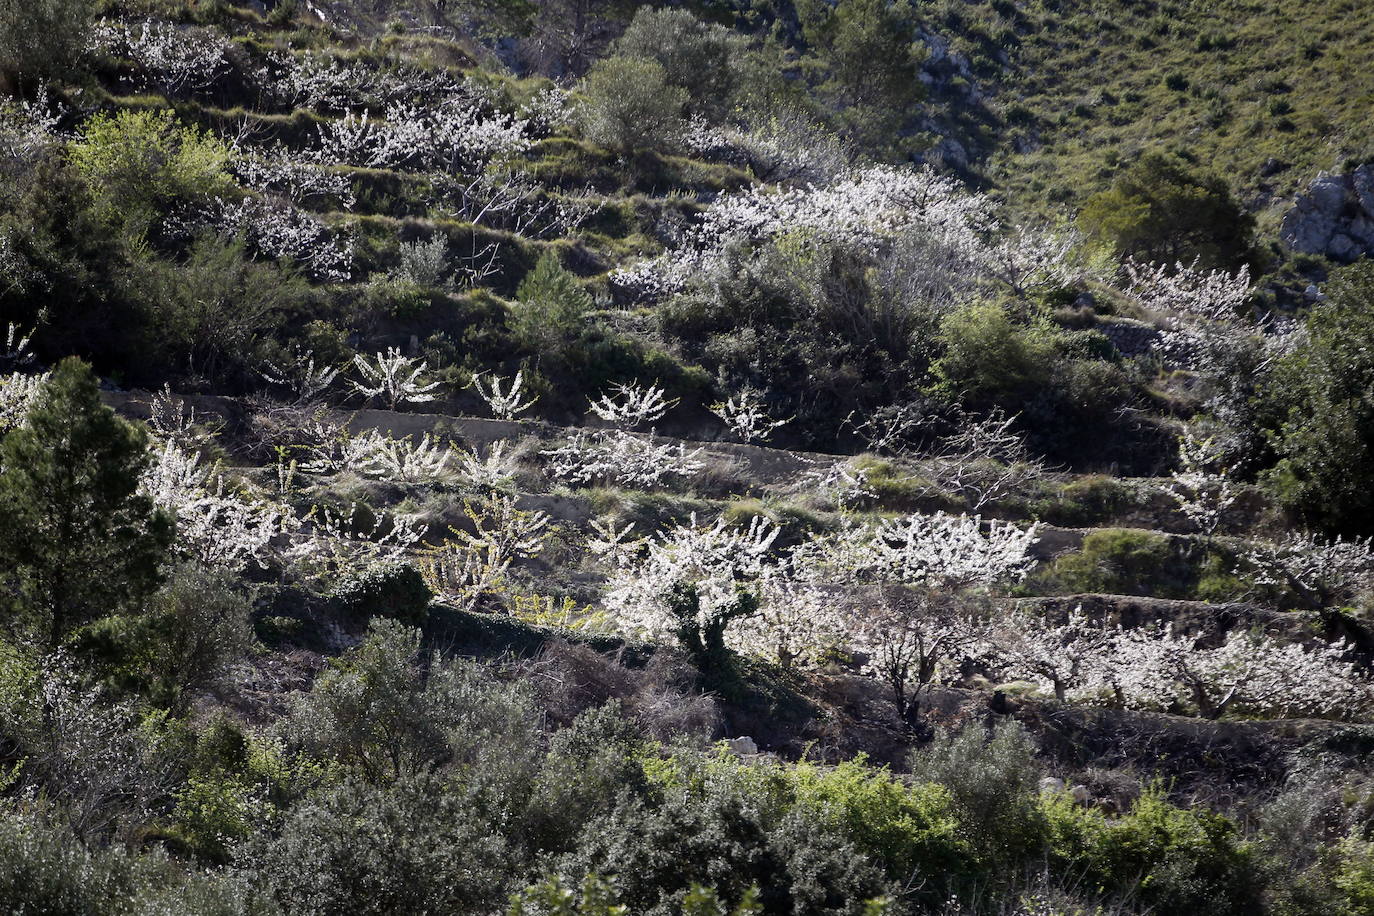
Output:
[3, 0, 1374, 914]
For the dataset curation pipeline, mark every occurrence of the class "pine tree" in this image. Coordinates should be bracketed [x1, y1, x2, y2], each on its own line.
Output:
[0, 358, 173, 649]
[510, 251, 593, 359]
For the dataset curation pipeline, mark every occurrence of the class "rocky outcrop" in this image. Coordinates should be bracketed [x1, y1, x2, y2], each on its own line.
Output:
[1281, 164, 1374, 262]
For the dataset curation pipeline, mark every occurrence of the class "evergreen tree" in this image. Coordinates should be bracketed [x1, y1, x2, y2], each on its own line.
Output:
[1078, 152, 1255, 270]
[1261, 261, 1374, 535]
[0, 358, 173, 649]
[510, 251, 593, 359]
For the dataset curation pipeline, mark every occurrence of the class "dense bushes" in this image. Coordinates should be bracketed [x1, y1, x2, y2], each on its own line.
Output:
[0, 608, 1357, 915]
[248, 773, 515, 916]
[1028, 528, 1197, 598]
[576, 56, 688, 153]
[0, 0, 94, 81]
[0, 359, 173, 650]
[1043, 789, 1261, 915]
[611, 8, 747, 122]
[1078, 152, 1254, 270]
[1259, 261, 1374, 535]
[69, 110, 234, 242]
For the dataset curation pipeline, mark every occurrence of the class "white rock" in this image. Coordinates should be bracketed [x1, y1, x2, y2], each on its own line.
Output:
[1038, 776, 1065, 794]
[726, 736, 758, 756]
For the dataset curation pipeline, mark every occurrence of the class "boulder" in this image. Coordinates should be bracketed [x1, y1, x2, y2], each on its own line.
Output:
[1038, 776, 1065, 794]
[1281, 164, 1374, 262]
[726, 736, 759, 756]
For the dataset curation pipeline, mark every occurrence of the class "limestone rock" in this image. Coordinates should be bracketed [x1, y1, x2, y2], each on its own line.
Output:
[726, 736, 758, 756]
[1281, 164, 1374, 262]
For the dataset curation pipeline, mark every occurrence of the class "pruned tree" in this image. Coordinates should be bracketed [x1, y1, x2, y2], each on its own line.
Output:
[471, 370, 538, 419]
[352, 348, 441, 408]
[847, 587, 987, 721]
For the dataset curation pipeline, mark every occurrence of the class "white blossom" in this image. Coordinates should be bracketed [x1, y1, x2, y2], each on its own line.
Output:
[1110, 624, 1373, 719]
[300, 428, 384, 475]
[918, 409, 1045, 510]
[1240, 532, 1374, 610]
[232, 146, 356, 210]
[1124, 258, 1255, 371]
[846, 589, 989, 717]
[0, 88, 64, 166]
[541, 430, 704, 489]
[799, 459, 878, 511]
[147, 384, 223, 450]
[604, 514, 780, 645]
[289, 503, 426, 581]
[260, 345, 343, 403]
[453, 440, 521, 493]
[587, 381, 678, 427]
[177, 196, 355, 281]
[0, 371, 48, 432]
[730, 580, 850, 670]
[420, 497, 550, 609]
[256, 50, 465, 112]
[314, 97, 530, 175]
[141, 443, 286, 571]
[794, 512, 1041, 591]
[1164, 428, 1237, 538]
[352, 348, 441, 408]
[360, 433, 455, 484]
[613, 165, 997, 300]
[470, 370, 537, 420]
[710, 390, 789, 443]
[992, 606, 1114, 703]
[586, 516, 640, 567]
[89, 19, 230, 94]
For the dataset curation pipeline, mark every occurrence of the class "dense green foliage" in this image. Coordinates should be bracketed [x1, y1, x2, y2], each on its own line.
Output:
[0, 0, 94, 82]
[1260, 261, 1374, 534]
[1077, 152, 1255, 269]
[0, 359, 172, 649]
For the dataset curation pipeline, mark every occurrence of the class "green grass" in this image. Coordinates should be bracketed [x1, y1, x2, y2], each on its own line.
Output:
[919, 0, 1374, 232]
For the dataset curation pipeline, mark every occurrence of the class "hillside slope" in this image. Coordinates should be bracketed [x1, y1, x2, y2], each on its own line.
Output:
[2, 0, 1374, 913]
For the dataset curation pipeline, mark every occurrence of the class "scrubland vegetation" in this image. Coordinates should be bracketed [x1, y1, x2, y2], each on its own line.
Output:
[2, 0, 1374, 913]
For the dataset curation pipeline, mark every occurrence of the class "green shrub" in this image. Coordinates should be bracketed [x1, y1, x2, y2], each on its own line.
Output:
[0, 810, 256, 916]
[0, 0, 93, 80]
[1334, 836, 1374, 916]
[69, 110, 234, 241]
[75, 562, 254, 710]
[569, 750, 896, 914]
[331, 561, 433, 627]
[1030, 475, 1132, 526]
[1077, 151, 1254, 270]
[908, 721, 1046, 869]
[247, 773, 514, 916]
[359, 275, 433, 319]
[283, 618, 539, 782]
[0, 359, 173, 651]
[797, 0, 926, 149]
[612, 8, 747, 122]
[785, 758, 968, 892]
[510, 251, 593, 361]
[576, 56, 688, 153]
[1042, 788, 1259, 916]
[138, 234, 315, 389]
[1260, 261, 1374, 535]
[1032, 528, 1189, 597]
[931, 303, 1058, 407]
